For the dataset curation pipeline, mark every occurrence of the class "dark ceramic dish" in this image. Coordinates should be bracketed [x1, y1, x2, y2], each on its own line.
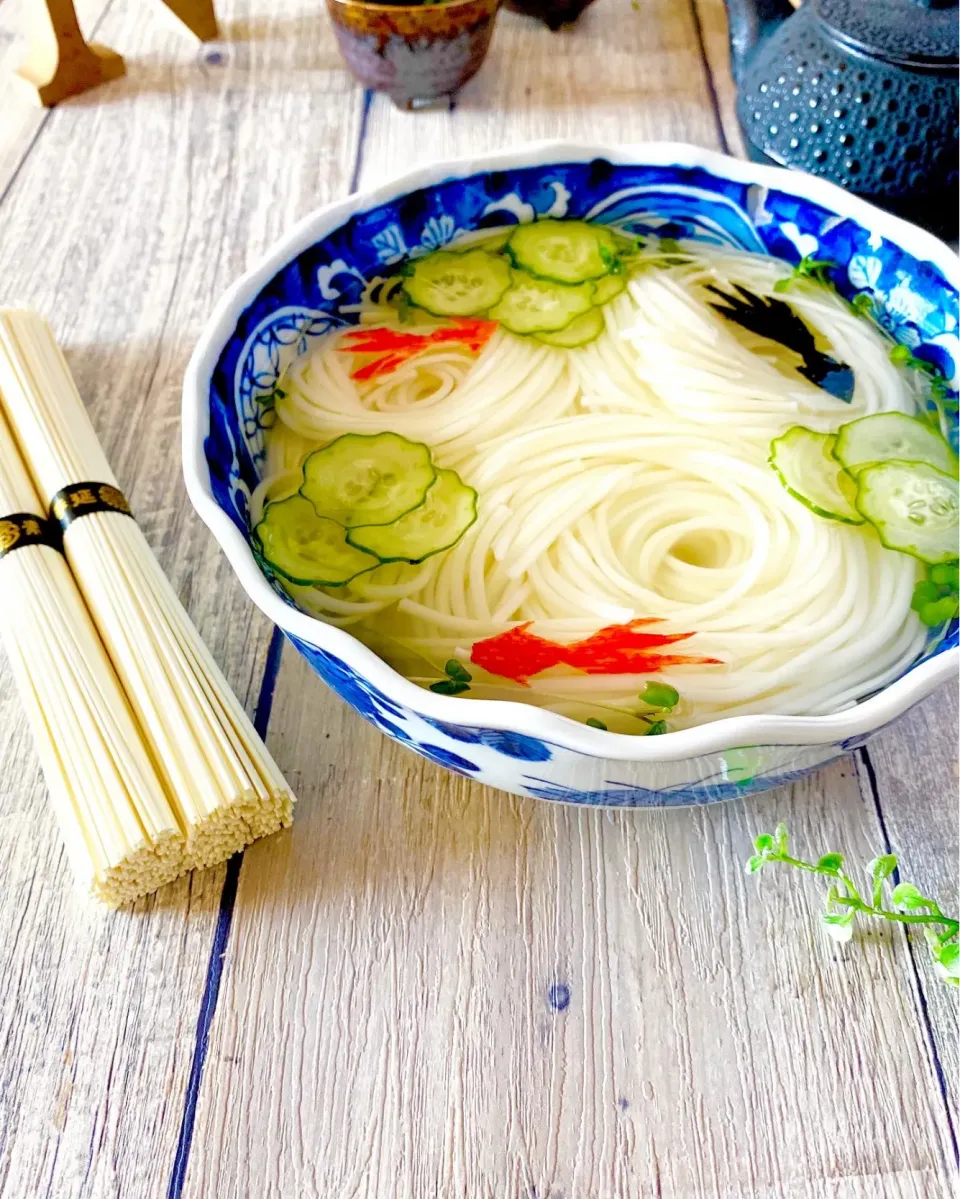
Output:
[327, 0, 500, 110]
[503, 0, 596, 30]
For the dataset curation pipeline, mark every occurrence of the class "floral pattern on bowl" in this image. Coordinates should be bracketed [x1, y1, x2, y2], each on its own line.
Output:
[184, 142, 959, 807]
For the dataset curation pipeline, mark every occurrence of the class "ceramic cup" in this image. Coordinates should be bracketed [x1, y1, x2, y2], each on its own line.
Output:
[326, 0, 500, 110]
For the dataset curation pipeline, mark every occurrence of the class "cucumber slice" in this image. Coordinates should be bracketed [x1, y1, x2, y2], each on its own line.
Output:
[255, 495, 379, 586]
[769, 426, 864, 524]
[855, 461, 959, 564]
[489, 269, 595, 334]
[347, 468, 478, 563]
[507, 219, 619, 284]
[450, 229, 512, 254]
[301, 432, 435, 527]
[534, 307, 606, 348]
[591, 274, 627, 305]
[835, 412, 958, 478]
[402, 249, 511, 318]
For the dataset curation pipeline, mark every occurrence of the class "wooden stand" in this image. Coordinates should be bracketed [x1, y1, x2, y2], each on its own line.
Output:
[159, 0, 220, 42]
[16, 0, 125, 108]
[16, 0, 220, 109]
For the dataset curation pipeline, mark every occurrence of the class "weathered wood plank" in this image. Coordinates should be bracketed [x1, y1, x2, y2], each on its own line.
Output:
[0, 0, 117, 195]
[358, 0, 723, 176]
[187, 1, 957, 1193]
[0, 0, 363, 1194]
[861, 685, 960, 1132]
[186, 650, 956, 1198]
[692, 0, 747, 158]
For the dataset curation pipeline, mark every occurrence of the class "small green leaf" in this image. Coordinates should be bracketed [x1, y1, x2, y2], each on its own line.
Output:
[930, 562, 959, 591]
[429, 679, 469, 696]
[658, 238, 681, 254]
[745, 854, 766, 875]
[851, 292, 874, 315]
[919, 597, 959, 627]
[869, 854, 898, 882]
[890, 881, 935, 910]
[816, 853, 844, 874]
[772, 278, 791, 294]
[821, 911, 855, 943]
[930, 937, 960, 984]
[585, 717, 607, 730]
[645, 720, 668, 736]
[444, 658, 472, 682]
[911, 580, 939, 611]
[754, 833, 776, 853]
[890, 343, 913, 366]
[639, 681, 680, 710]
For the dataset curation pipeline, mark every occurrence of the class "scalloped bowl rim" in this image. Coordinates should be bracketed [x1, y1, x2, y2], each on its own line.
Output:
[182, 140, 959, 764]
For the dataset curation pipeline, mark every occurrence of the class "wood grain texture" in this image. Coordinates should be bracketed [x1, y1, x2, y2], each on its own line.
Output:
[0, 0, 362, 1194]
[0, 0, 115, 193]
[187, 650, 956, 1199]
[186, 2, 959, 1195]
[862, 686, 960, 1131]
[358, 0, 723, 175]
[691, 0, 746, 158]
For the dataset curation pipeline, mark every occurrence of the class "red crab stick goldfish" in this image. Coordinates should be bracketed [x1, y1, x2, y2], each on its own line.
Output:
[469, 619, 721, 686]
[340, 318, 498, 381]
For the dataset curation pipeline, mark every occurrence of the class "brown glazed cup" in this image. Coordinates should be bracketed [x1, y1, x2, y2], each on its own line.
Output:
[326, 0, 500, 110]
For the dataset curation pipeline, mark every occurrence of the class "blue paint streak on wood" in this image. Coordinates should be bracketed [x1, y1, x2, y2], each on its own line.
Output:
[165, 626, 284, 1199]
[547, 983, 570, 1012]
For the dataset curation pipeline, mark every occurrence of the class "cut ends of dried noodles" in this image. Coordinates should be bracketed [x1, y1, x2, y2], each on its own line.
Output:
[0, 309, 294, 907]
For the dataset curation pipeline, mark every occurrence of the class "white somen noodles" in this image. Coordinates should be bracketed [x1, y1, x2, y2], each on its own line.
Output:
[254, 242, 929, 734]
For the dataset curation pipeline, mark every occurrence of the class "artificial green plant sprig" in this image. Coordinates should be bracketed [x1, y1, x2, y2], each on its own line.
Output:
[746, 823, 959, 985]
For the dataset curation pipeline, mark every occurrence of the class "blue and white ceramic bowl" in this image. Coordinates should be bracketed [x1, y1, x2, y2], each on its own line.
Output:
[183, 142, 959, 807]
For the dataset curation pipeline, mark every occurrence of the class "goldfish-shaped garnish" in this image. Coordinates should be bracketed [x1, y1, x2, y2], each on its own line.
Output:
[470, 619, 721, 685]
[340, 318, 498, 381]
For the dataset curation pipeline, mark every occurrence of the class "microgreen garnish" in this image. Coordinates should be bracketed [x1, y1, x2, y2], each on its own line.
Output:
[586, 717, 607, 730]
[850, 292, 875, 317]
[639, 680, 679, 710]
[889, 343, 958, 437]
[746, 823, 960, 985]
[911, 561, 960, 627]
[429, 658, 472, 695]
[706, 283, 854, 401]
[772, 255, 836, 293]
[645, 720, 667, 736]
[598, 244, 624, 275]
[396, 291, 416, 325]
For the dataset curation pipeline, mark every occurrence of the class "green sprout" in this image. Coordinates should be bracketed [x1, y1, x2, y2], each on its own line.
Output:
[747, 823, 959, 986]
[889, 343, 958, 438]
[911, 561, 959, 628]
[582, 681, 680, 735]
[773, 255, 837, 293]
[429, 658, 472, 696]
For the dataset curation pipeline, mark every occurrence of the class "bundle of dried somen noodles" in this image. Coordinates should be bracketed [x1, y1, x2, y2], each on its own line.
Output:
[0, 409, 184, 903]
[0, 309, 294, 905]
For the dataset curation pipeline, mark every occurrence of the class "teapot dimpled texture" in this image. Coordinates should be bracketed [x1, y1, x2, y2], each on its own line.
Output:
[730, 0, 959, 239]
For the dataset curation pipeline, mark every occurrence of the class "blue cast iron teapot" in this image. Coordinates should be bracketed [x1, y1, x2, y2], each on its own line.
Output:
[725, 0, 958, 240]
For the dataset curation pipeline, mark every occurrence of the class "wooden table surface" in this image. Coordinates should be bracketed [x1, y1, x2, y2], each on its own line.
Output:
[0, 1, 957, 1196]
